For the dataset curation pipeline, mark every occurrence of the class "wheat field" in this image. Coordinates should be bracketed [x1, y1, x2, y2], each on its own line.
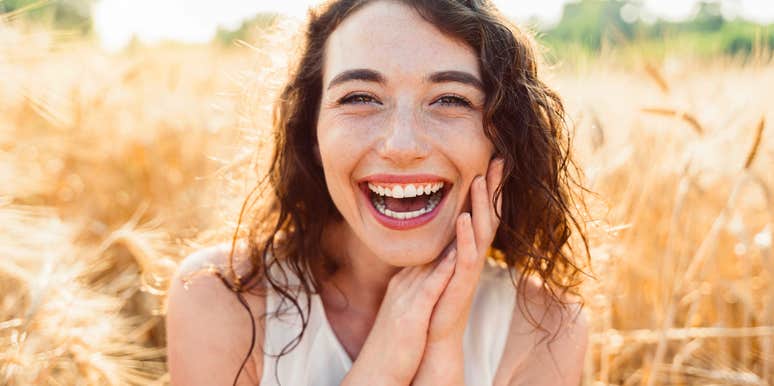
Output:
[1, 20, 773, 386]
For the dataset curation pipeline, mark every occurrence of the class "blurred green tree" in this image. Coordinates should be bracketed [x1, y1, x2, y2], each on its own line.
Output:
[540, 0, 773, 58]
[692, 1, 724, 31]
[1, 0, 94, 34]
[547, 0, 635, 50]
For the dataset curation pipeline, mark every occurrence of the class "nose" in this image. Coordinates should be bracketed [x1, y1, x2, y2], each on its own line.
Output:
[376, 105, 429, 166]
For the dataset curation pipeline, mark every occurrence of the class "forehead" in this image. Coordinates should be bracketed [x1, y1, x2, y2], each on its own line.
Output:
[322, 1, 480, 84]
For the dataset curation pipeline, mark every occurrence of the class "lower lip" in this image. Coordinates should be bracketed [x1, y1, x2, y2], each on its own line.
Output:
[360, 184, 449, 230]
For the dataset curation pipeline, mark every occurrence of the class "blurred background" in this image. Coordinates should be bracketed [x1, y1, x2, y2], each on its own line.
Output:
[1, 0, 772, 385]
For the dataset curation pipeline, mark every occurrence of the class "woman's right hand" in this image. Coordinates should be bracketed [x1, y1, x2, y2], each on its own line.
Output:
[341, 249, 458, 386]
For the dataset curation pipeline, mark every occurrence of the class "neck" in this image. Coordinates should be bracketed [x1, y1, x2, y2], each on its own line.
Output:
[316, 220, 400, 317]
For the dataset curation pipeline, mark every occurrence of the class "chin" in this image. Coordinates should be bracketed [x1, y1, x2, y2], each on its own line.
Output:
[372, 240, 448, 267]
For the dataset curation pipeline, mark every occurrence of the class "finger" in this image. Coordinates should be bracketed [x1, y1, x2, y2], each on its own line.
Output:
[414, 246, 456, 286]
[455, 212, 481, 274]
[387, 267, 411, 291]
[471, 174, 491, 250]
[415, 236, 457, 278]
[487, 158, 505, 230]
[415, 250, 457, 306]
[402, 247, 453, 293]
[438, 237, 458, 260]
[391, 258, 434, 289]
[397, 263, 423, 281]
[438, 213, 482, 303]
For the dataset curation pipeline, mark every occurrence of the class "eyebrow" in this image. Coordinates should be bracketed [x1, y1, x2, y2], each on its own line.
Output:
[428, 70, 484, 92]
[326, 68, 484, 92]
[327, 69, 385, 90]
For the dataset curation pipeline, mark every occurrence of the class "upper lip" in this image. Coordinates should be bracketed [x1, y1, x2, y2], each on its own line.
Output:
[358, 174, 450, 185]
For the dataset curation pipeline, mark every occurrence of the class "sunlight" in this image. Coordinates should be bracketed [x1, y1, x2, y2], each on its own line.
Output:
[92, 0, 774, 51]
[92, 0, 566, 51]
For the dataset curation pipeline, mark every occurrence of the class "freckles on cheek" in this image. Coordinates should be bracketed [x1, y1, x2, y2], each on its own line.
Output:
[319, 117, 384, 166]
[321, 112, 382, 138]
[427, 116, 492, 153]
[430, 123, 494, 181]
[317, 122, 364, 184]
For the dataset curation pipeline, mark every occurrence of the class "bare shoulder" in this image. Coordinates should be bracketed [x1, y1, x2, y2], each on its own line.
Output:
[166, 241, 265, 386]
[494, 276, 589, 386]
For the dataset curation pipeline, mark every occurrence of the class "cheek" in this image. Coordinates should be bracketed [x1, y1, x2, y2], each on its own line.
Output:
[316, 115, 375, 207]
[425, 115, 493, 170]
[317, 113, 383, 155]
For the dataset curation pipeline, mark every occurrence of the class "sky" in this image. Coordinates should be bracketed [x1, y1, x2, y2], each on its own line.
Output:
[93, 0, 774, 52]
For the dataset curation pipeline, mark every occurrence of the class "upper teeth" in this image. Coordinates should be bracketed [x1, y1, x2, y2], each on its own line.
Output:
[367, 182, 444, 198]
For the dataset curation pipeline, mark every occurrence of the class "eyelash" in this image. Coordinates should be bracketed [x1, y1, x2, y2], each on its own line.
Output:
[337, 93, 473, 108]
[435, 94, 472, 108]
[338, 93, 380, 105]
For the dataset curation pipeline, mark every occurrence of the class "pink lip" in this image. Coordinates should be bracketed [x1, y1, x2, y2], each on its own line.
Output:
[358, 175, 452, 231]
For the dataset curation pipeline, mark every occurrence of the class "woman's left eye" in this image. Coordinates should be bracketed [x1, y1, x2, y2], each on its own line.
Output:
[434, 95, 472, 108]
[339, 93, 380, 105]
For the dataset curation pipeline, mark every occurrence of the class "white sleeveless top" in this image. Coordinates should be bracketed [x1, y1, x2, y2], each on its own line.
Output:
[258, 258, 517, 386]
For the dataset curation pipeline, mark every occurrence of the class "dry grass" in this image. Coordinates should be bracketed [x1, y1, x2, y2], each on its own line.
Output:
[1, 20, 773, 385]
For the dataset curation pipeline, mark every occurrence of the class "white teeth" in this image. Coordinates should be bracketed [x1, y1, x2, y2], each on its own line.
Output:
[384, 207, 427, 219]
[367, 181, 445, 198]
[392, 185, 404, 198]
[371, 191, 442, 220]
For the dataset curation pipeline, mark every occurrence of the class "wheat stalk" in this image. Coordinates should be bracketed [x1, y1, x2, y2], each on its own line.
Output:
[641, 107, 705, 135]
[593, 325, 774, 344]
[644, 62, 671, 94]
[744, 117, 766, 169]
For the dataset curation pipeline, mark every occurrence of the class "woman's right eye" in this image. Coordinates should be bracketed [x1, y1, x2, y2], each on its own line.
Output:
[339, 93, 380, 105]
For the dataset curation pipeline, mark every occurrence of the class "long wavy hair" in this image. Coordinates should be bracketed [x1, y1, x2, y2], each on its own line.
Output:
[216, 0, 592, 384]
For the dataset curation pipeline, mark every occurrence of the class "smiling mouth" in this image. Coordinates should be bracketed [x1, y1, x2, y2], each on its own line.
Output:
[359, 181, 451, 221]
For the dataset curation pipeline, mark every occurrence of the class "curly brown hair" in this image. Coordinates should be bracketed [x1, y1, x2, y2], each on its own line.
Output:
[215, 0, 592, 384]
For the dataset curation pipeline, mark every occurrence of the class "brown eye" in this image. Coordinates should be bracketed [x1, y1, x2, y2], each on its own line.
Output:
[434, 95, 472, 108]
[339, 93, 381, 105]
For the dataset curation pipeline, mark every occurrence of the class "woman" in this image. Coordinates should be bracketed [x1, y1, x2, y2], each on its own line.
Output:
[167, 0, 591, 385]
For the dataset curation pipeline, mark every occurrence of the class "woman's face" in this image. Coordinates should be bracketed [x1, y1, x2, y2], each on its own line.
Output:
[316, 1, 494, 266]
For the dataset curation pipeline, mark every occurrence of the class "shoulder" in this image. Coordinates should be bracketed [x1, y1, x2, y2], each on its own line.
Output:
[494, 274, 588, 386]
[166, 241, 265, 386]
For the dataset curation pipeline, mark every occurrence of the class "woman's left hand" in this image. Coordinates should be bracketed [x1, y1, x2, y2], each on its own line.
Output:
[411, 157, 505, 386]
